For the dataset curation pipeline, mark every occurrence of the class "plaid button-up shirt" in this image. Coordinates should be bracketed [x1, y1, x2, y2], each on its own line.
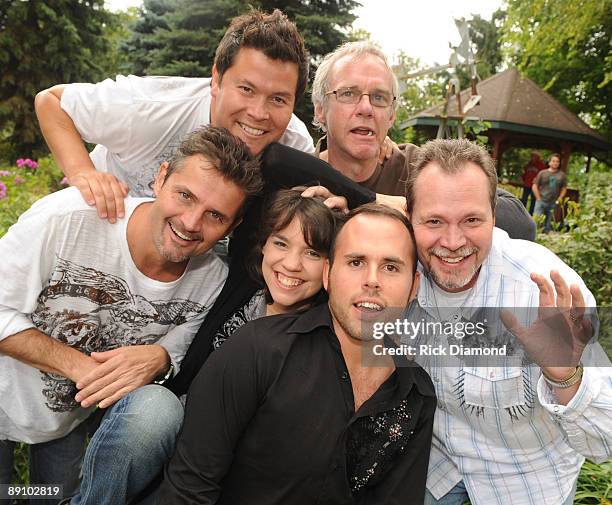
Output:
[412, 228, 611, 505]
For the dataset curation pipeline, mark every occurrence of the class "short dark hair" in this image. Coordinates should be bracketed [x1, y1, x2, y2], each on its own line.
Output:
[214, 9, 310, 98]
[549, 153, 561, 163]
[329, 203, 418, 275]
[164, 126, 263, 218]
[406, 139, 498, 216]
[248, 188, 340, 305]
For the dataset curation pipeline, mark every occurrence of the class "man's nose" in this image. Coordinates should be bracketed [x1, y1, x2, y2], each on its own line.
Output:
[363, 264, 380, 290]
[439, 224, 467, 251]
[247, 96, 270, 121]
[355, 93, 374, 116]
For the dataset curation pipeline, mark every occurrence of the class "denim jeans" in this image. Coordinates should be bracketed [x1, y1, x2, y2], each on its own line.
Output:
[1, 385, 182, 505]
[71, 384, 183, 505]
[533, 199, 556, 233]
[424, 479, 578, 505]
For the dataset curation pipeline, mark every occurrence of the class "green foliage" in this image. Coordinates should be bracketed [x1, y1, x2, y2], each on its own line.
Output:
[121, 0, 360, 130]
[0, 156, 64, 237]
[536, 172, 612, 308]
[574, 459, 612, 504]
[0, 0, 116, 160]
[502, 0, 612, 143]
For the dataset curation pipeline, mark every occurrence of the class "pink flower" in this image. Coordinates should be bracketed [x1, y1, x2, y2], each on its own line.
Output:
[14, 176, 25, 185]
[0, 181, 7, 200]
[60, 176, 69, 186]
[0, 170, 11, 177]
[15, 158, 38, 169]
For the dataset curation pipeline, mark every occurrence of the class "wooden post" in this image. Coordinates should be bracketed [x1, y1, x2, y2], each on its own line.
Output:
[585, 152, 592, 173]
[489, 131, 506, 174]
[559, 142, 573, 172]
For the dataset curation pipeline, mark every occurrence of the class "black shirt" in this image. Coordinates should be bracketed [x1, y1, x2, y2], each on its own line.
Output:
[158, 304, 436, 505]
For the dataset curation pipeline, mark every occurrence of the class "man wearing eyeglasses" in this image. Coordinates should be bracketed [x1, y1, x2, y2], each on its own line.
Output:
[310, 41, 536, 241]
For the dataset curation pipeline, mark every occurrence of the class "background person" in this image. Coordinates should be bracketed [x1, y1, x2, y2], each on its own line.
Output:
[533, 153, 568, 233]
[520, 151, 546, 214]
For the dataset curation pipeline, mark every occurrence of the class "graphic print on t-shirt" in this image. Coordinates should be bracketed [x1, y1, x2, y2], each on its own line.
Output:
[31, 257, 205, 412]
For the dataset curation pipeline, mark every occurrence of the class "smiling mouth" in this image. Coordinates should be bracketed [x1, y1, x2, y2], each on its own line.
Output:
[354, 301, 383, 312]
[436, 255, 468, 264]
[276, 272, 304, 288]
[238, 122, 266, 136]
[169, 221, 199, 242]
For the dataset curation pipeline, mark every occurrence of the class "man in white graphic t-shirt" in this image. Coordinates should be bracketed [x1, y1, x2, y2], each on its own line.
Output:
[0, 126, 262, 505]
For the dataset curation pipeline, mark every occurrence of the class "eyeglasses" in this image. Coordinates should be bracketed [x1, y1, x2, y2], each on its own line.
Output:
[324, 87, 396, 108]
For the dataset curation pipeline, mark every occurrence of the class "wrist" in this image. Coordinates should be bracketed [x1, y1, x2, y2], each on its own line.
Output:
[542, 365, 583, 389]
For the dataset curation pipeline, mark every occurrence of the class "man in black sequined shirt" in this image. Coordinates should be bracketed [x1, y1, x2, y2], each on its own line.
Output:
[157, 204, 436, 505]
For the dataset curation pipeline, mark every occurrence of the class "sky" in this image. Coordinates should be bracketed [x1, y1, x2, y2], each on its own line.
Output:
[105, 0, 503, 66]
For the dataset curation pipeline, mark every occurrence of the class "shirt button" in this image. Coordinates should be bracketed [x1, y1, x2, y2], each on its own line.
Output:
[489, 371, 495, 379]
[553, 405, 560, 414]
[341, 372, 349, 381]
[452, 314, 460, 321]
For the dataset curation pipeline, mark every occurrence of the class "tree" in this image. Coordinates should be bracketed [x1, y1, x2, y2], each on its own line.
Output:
[122, 0, 360, 130]
[0, 0, 115, 160]
[502, 0, 611, 140]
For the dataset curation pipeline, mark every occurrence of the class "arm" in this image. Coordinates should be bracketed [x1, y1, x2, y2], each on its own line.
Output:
[502, 270, 611, 461]
[35, 84, 129, 222]
[0, 328, 97, 382]
[537, 360, 612, 463]
[157, 324, 267, 504]
[557, 185, 568, 202]
[261, 143, 375, 208]
[532, 173, 542, 200]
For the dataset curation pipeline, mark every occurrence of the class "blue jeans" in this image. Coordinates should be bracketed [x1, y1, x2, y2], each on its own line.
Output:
[424, 479, 577, 505]
[1, 385, 183, 505]
[71, 384, 183, 505]
[521, 186, 536, 215]
[533, 199, 556, 233]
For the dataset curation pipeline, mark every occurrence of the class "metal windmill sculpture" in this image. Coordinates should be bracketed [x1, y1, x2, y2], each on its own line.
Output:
[396, 19, 481, 139]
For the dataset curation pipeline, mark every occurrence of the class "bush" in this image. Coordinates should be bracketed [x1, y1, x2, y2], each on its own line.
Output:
[0, 156, 65, 237]
[535, 172, 611, 306]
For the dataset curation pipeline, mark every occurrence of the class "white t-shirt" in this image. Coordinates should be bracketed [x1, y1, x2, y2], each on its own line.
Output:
[61, 75, 315, 197]
[0, 188, 227, 443]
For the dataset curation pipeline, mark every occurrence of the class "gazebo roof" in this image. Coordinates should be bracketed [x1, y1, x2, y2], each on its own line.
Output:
[405, 67, 608, 151]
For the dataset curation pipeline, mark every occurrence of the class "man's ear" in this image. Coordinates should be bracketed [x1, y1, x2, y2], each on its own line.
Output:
[408, 271, 420, 302]
[211, 65, 220, 98]
[153, 162, 170, 197]
[322, 259, 330, 292]
[314, 103, 326, 129]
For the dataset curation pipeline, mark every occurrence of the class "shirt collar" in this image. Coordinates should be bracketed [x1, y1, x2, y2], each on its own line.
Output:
[289, 304, 435, 399]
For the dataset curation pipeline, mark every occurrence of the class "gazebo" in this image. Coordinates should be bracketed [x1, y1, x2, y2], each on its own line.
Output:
[404, 67, 609, 174]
